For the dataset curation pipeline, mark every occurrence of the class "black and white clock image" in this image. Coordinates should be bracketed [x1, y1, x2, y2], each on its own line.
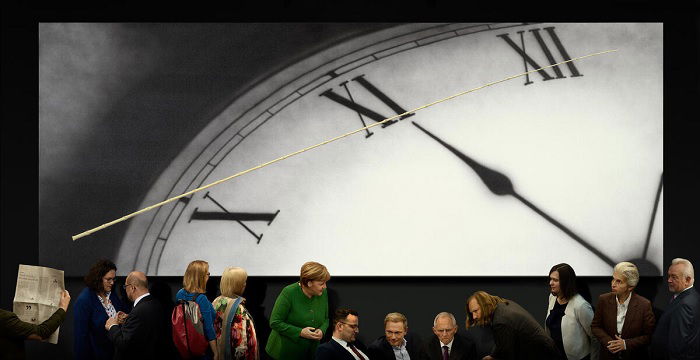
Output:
[111, 23, 662, 276]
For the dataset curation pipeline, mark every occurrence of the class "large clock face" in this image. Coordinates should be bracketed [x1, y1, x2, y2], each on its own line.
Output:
[116, 23, 662, 276]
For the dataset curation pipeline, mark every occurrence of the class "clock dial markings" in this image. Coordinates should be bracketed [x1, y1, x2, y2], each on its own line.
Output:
[412, 121, 616, 268]
[498, 26, 583, 85]
[320, 74, 415, 130]
[642, 173, 663, 260]
[188, 191, 279, 244]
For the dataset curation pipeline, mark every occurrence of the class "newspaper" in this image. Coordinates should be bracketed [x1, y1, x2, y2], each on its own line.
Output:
[12, 264, 65, 344]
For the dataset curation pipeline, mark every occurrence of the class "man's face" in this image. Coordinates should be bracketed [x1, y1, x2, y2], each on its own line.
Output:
[468, 298, 481, 322]
[432, 316, 457, 345]
[337, 314, 359, 342]
[611, 271, 632, 296]
[668, 264, 691, 293]
[385, 321, 407, 347]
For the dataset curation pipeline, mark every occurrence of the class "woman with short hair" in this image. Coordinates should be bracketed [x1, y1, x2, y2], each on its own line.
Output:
[591, 261, 655, 360]
[545, 263, 598, 360]
[212, 267, 258, 360]
[265, 261, 330, 359]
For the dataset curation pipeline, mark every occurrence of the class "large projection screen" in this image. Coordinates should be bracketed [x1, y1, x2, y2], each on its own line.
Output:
[40, 23, 662, 277]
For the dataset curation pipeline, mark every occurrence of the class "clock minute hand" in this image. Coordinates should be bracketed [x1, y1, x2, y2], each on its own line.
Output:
[412, 121, 615, 268]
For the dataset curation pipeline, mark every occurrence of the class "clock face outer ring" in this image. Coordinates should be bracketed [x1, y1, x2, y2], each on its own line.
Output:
[115, 23, 662, 277]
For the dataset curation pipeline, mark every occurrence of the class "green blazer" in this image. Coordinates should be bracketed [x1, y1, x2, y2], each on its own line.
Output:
[265, 283, 329, 359]
[0, 308, 66, 360]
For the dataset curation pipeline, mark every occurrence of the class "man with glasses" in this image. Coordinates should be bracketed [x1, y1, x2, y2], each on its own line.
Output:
[104, 271, 166, 360]
[368, 312, 423, 360]
[419, 312, 477, 360]
[316, 308, 369, 360]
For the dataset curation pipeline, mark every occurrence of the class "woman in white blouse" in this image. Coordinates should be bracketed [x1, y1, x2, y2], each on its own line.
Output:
[546, 263, 599, 360]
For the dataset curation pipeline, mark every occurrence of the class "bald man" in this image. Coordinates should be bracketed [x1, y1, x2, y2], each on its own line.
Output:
[105, 271, 166, 360]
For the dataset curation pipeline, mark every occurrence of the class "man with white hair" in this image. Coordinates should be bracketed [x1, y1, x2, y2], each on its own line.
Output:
[419, 312, 477, 360]
[650, 258, 700, 360]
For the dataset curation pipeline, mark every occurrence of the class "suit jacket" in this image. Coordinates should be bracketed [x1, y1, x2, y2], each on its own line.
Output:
[491, 300, 558, 360]
[316, 338, 369, 360]
[107, 294, 166, 360]
[419, 334, 477, 360]
[591, 292, 655, 360]
[73, 287, 129, 360]
[650, 287, 700, 360]
[367, 332, 423, 360]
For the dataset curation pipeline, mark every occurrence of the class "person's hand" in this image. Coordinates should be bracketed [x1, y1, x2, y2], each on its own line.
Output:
[300, 327, 322, 340]
[116, 311, 128, 324]
[313, 328, 323, 339]
[607, 335, 626, 353]
[105, 316, 119, 331]
[58, 290, 71, 311]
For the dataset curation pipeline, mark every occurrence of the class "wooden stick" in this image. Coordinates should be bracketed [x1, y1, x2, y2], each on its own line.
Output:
[72, 49, 617, 241]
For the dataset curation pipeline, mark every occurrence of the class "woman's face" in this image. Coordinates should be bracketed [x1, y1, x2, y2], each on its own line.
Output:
[306, 280, 327, 296]
[549, 270, 561, 296]
[101, 269, 116, 294]
[611, 271, 631, 296]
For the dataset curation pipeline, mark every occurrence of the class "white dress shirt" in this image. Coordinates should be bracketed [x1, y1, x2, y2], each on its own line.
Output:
[616, 292, 632, 334]
[333, 336, 369, 360]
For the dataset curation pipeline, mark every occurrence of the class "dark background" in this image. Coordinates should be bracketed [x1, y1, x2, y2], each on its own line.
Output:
[3, 3, 699, 360]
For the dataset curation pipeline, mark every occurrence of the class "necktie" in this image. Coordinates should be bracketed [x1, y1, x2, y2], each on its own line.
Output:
[348, 343, 365, 360]
[442, 345, 449, 360]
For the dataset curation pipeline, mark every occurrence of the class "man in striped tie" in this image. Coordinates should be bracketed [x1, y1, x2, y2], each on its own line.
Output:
[316, 308, 370, 360]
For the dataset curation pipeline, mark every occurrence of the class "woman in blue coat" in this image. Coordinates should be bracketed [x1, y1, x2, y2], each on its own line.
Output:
[73, 259, 129, 360]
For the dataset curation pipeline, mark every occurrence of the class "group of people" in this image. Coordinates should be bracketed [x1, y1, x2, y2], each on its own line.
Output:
[1, 258, 698, 360]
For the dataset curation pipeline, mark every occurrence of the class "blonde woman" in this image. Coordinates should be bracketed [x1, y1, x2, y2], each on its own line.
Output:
[265, 261, 330, 359]
[176, 260, 218, 360]
[212, 267, 258, 360]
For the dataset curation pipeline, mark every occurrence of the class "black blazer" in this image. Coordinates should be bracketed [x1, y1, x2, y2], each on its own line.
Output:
[490, 300, 558, 360]
[650, 287, 700, 360]
[419, 334, 477, 360]
[107, 295, 166, 360]
[316, 338, 369, 360]
[367, 332, 423, 360]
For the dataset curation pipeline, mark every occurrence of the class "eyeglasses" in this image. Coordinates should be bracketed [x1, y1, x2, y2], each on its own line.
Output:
[340, 322, 359, 330]
[122, 283, 134, 290]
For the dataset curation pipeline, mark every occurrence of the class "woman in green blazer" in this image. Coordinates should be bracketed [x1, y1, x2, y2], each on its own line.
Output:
[265, 262, 330, 360]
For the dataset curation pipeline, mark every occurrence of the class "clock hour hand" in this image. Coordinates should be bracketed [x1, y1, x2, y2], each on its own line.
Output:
[412, 121, 615, 267]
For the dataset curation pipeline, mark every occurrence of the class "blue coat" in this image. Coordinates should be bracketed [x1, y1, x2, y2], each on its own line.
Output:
[73, 287, 129, 360]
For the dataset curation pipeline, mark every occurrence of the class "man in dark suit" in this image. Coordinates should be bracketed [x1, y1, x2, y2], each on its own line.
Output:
[367, 312, 423, 360]
[650, 258, 700, 360]
[469, 292, 557, 360]
[316, 308, 370, 360]
[419, 312, 477, 360]
[591, 261, 656, 360]
[105, 271, 166, 360]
